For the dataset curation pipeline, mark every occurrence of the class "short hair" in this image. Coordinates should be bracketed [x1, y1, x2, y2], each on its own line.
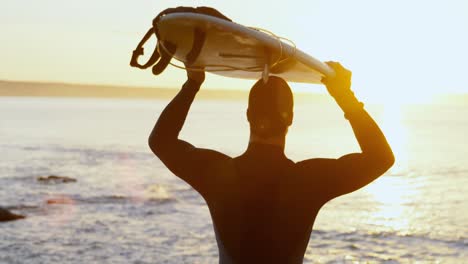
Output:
[248, 76, 294, 138]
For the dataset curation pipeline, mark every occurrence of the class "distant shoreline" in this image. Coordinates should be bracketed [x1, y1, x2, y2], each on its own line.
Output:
[0, 80, 245, 100]
[0, 80, 330, 103]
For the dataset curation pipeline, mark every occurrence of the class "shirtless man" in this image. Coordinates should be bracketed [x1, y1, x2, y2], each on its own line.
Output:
[148, 62, 394, 263]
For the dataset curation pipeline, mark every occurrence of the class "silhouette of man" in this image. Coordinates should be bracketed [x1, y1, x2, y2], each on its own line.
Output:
[149, 62, 394, 263]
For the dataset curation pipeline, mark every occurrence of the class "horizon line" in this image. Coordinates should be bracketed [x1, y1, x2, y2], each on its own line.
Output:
[1, 79, 467, 105]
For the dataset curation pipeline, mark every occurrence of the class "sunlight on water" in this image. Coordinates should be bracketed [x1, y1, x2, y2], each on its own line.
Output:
[144, 184, 170, 200]
[380, 103, 408, 174]
[364, 176, 422, 233]
[364, 103, 422, 233]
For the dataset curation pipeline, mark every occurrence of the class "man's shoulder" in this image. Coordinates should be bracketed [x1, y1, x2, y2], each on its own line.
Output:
[295, 157, 338, 170]
[191, 147, 232, 162]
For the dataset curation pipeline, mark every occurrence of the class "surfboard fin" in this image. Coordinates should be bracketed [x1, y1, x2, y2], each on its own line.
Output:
[262, 48, 272, 83]
[263, 63, 270, 84]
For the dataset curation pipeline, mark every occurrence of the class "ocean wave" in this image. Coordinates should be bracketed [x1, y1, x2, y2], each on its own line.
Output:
[1, 143, 153, 162]
[0, 193, 178, 220]
[44, 194, 177, 206]
[312, 229, 467, 251]
[431, 167, 468, 177]
[3, 204, 40, 211]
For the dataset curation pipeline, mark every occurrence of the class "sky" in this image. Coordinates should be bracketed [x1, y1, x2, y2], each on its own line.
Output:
[1, 0, 468, 103]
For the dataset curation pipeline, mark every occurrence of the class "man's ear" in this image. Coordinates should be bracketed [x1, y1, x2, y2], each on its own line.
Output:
[287, 111, 294, 126]
[281, 111, 293, 126]
[281, 112, 294, 126]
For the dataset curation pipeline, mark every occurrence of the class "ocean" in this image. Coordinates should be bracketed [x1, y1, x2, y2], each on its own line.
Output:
[0, 96, 467, 263]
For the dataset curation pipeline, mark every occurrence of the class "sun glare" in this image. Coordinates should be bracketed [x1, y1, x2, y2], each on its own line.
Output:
[364, 176, 420, 233]
[379, 102, 408, 174]
[363, 101, 417, 233]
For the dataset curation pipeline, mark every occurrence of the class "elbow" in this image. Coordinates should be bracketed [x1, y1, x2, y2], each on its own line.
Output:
[148, 133, 165, 156]
[364, 148, 395, 175]
[148, 134, 158, 155]
[378, 149, 395, 172]
[385, 151, 395, 170]
[148, 128, 178, 157]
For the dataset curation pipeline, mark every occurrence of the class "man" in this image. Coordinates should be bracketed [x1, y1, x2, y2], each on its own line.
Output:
[148, 62, 394, 263]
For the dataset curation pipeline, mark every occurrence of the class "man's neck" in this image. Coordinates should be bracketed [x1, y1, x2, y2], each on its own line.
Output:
[249, 134, 286, 150]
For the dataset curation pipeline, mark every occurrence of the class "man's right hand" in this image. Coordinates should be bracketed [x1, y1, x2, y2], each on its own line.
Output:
[322, 61, 363, 115]
[322, 61, 352, 98]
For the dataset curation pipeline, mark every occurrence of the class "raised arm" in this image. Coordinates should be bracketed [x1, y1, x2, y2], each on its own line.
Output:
[298, 62, 394, 200]
[148, 69, 229, 193]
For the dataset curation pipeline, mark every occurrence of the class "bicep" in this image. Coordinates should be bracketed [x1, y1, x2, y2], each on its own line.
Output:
[152, 139, 230, 193]
[297, 153, 385, 201]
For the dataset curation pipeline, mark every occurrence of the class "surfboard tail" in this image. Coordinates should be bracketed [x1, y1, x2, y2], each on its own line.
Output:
[130, 6, 232, 77]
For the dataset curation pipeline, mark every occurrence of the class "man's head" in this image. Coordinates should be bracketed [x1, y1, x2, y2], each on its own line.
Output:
[247, 76, 294, 139]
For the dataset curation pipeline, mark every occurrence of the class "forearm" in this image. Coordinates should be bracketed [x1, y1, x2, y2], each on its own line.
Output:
[323, 61, 393, 165]
[336, 94, 394, 164]
[347, 106, 392, 157]
[149, 79, 200, 151]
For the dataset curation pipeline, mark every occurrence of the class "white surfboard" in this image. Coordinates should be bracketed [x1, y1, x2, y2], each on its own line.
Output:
[156, 13, 334, 84]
